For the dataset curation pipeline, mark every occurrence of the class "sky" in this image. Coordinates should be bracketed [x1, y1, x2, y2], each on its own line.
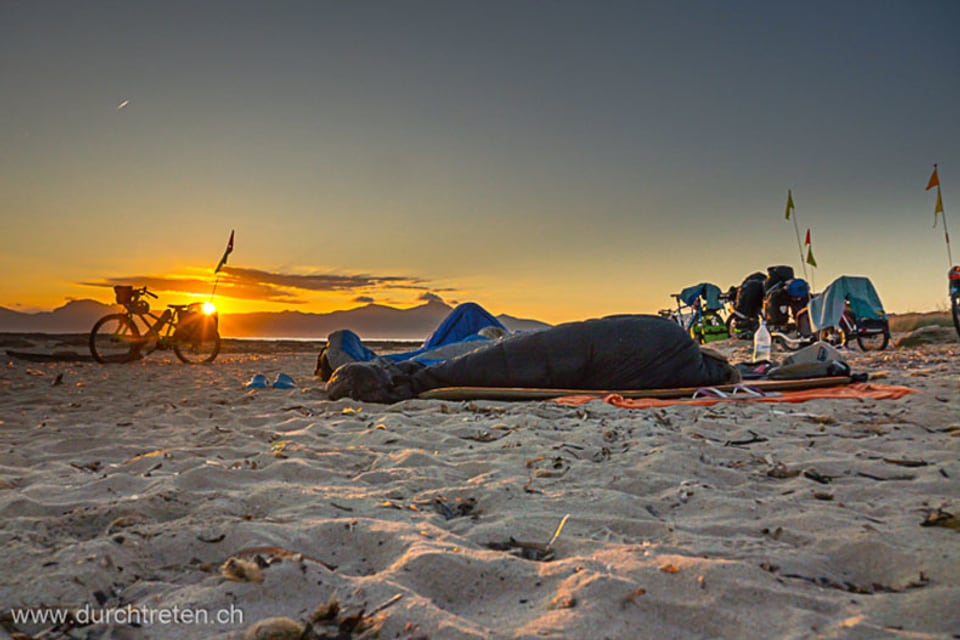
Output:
[2, 0, 959, 325]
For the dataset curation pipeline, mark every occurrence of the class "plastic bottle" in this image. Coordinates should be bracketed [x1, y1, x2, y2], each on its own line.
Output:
[753, 319, 772, 362]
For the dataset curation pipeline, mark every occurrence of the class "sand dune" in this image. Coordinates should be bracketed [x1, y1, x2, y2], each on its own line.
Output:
[1, 335, 958, 639]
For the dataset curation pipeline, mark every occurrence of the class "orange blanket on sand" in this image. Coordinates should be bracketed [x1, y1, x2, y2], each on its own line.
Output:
[552, 382, 916, 409]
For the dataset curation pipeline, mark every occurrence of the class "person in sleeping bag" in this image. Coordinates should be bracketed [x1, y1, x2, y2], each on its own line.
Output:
[325, 314, 739, 403]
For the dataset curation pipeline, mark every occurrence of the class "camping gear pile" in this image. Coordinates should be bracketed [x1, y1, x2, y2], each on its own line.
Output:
[318, 270, 894, 404]
[726, 265, 813, 345]
[680, 266, 891, 352]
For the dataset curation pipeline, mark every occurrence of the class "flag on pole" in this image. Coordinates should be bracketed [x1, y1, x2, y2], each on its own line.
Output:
[785, 190, 795, 220]
[934, 189, 944, 227]
[927, 165, 945, 228]
[215, 230, 234, 273]
[925, 164, 953, 266]
[804, 228, 817, 267]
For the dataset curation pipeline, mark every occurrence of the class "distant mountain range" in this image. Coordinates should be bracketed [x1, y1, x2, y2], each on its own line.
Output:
[0, 299, 551, 340]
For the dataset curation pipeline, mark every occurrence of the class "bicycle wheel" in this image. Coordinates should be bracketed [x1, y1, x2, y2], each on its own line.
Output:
[89, 314, 141, 363]
[857, 329, 889, 351]
[173, 330, 221, 364]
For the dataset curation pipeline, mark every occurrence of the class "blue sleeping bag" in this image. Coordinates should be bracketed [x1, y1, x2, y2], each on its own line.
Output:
[316, 302, 511, 379]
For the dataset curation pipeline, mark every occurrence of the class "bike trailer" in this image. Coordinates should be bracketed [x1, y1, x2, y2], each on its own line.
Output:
[808, 276, 888, 333]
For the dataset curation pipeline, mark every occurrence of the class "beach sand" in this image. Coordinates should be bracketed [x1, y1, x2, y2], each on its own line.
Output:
[1, 334, 958, 639]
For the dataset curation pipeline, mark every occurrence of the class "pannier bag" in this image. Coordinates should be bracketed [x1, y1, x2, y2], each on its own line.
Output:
[735, 277, 765, 319]
[763, 265, 795, 293]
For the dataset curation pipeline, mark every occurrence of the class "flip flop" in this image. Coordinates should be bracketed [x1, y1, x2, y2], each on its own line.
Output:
[272, 373, 296, 389]
[246, 374, 269, 389]
[731, 383, 781, 398]
[692, 387, 728, 399]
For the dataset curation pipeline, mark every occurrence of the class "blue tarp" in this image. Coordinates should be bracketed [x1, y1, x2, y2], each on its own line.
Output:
[808, 276, 887, 332]
[678, 283, 723, 311]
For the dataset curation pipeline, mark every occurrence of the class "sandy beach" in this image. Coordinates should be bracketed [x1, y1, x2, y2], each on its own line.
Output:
[1, 332, 958, 640]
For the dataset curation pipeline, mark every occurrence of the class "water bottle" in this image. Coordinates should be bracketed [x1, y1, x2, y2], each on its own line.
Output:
[753, 319, 772, 362]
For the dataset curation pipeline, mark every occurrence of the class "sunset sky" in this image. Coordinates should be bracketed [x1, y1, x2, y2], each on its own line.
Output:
[2, 1, 959, 324]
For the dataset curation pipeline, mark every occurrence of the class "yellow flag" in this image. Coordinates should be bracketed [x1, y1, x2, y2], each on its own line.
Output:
[806, 245, 817, 268]
[934, 188, 944, 227]
[785, 190, 795, 220]
[926, 166, 940, 191]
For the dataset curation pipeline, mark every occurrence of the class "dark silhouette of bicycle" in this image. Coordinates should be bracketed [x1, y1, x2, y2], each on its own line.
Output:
[89, 285, 221, 364]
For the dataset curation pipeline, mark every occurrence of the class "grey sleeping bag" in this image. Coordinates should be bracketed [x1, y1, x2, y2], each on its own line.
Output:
[326, 314, 739, 403]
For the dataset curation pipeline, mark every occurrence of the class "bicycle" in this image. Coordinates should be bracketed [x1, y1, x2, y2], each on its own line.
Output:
[658, 285, 728, 344]
[89, 285, 221, 364]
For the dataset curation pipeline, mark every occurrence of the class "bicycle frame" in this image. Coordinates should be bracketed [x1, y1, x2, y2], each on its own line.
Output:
[666, 294, 701, 333]
[126, 307, 177, 349]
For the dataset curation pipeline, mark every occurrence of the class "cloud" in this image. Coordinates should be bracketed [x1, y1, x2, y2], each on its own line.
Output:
[82, 266, 437, 304]
[353, 296, 375, 303]
[418, 292, 445, 304]
[225, 267, 427, 293]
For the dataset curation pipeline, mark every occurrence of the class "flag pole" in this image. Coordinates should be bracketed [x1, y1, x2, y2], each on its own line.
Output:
[785, 190, 809, 281]
[943, 199, 953, 267]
